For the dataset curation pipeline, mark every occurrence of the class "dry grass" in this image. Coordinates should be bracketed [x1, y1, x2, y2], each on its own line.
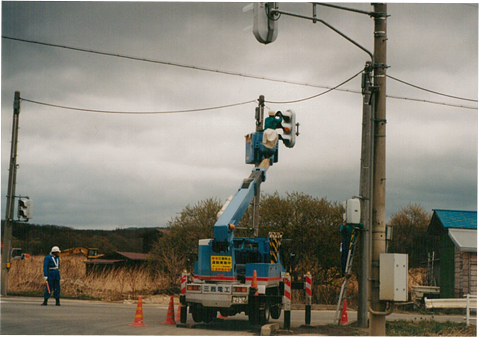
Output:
[7, 255, 170, 301]
[7, 255, 429, 305]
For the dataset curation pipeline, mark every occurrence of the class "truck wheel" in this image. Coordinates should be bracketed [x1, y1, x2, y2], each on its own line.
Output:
[271, 304, 281, 319]
[259, 302, 271, 325]
[192, 306, 203, 323]
[203, 308, 216, 323]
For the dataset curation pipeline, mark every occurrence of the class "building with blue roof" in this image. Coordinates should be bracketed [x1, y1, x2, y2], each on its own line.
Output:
[427, 209, 477, 298]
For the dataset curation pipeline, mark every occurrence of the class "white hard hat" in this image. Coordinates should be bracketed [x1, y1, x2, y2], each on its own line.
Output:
[268, 110, 275, 116]
[51, 246, 61, 253]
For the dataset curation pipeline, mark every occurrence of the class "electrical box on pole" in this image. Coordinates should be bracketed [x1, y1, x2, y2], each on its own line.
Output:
[253, 2, 278, 44]
[343, 198, 361, 224]
[379, 253, 408, 302]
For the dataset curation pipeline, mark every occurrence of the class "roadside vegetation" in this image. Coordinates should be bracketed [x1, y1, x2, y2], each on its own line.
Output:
[6, 195, 433, 307]
[386, 320, 476, 336]
[7, 255, 163, 301]
[291, 321, 476, 336]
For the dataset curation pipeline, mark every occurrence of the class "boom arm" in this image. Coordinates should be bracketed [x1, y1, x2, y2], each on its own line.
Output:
[213, 159, 270, 252]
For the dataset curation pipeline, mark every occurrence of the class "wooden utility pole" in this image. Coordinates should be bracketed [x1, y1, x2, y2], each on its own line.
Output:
[1, 91, 21, 296]
[369, 4, 388, 336]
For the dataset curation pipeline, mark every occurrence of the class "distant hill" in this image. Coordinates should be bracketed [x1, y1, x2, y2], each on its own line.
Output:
[1, 221, 163, 256]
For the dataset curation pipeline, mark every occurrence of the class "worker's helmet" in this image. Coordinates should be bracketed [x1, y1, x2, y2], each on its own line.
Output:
[51, 246, 61, 253]
[268, 110, 275, 116]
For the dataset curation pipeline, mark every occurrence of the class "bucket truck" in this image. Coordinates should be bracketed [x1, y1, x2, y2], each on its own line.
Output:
[182, 97, 298, 325]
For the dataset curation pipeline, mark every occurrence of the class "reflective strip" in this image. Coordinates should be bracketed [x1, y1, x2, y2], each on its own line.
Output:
[180, 272, 188, 295]
[283, 275, 291, 310]
[305, 273, 312, 305]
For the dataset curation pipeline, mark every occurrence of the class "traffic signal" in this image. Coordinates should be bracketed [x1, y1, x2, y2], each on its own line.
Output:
[17, 198, 33, 221]
[253, 2, 279, 44]
[281, 109, 297, 148]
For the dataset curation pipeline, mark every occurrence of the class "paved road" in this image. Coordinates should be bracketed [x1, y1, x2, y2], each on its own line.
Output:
[0, 296, 473, 335]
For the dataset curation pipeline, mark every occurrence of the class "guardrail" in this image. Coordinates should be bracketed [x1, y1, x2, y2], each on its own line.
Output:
[425, 294, 477, 325]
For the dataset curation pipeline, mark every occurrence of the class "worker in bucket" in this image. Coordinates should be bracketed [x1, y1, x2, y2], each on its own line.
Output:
[263, 110, 284, 149]
[42, 246, 61, 306]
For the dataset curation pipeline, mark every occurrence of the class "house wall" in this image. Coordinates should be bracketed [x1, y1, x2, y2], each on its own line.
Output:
[455, 250, 477, 297]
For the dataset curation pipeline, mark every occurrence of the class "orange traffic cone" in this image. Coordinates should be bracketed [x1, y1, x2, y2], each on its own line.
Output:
[340, 299, 348, 325]
[161, 295, 176, 325]
[251, 270, 258, 296]
[129, 296, 147, 327]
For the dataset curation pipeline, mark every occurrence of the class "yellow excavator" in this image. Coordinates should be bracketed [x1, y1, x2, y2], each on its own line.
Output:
[60, 247, 104, 260]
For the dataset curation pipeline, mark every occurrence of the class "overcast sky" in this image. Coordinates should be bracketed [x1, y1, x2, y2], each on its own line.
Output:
[2, 2, 477, 230]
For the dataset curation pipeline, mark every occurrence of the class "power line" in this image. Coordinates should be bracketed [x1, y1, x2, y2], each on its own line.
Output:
[387, 75, 478, 102]
[20, 69, 362, 113]
[3, 36, 478, 110]
[2, 35, 353, 94]
[266, 69, 363, 104]
[19, 66, 478, 113]
[20, 97, 257, 114]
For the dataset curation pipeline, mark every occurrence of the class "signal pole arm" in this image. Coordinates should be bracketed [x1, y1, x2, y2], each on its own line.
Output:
[269, 7, 373, 61]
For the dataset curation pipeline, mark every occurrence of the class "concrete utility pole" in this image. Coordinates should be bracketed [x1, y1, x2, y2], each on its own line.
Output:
[369, 4, 388, 336]
[1, 91, 21, 296]
[252, 95, 265, 237]
[357, 62, 373, 327]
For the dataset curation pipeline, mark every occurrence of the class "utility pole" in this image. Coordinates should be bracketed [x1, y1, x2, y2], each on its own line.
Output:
[252, 95, 265, 237]
[1, 91, 21, 296]
[357, 62, 373, 327]
[250, 4, 389, 331]
[369, 4, 388, 336]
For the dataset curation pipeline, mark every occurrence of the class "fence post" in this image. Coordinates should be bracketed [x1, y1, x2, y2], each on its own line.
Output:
[283, 273, 291, 330]
[180, 270, 188, 324]
[305, 272, 312, 325]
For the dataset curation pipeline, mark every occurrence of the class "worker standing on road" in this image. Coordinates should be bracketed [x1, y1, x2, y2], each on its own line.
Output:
[42, 246, 61, 306]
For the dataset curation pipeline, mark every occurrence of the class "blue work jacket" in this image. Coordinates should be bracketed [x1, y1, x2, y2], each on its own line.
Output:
[43, 254, 61, 280]
[264, 116, 283, 130]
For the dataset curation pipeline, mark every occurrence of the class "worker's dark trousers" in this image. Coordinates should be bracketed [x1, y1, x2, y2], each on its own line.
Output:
[44, 279, 61, 299]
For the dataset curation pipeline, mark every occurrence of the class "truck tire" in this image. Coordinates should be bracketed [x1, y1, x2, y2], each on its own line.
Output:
[203, 307, 216, 323]
[192, 305, 203, 323]
[259, 302, 271, 325]
[271, 304, 281, 319]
